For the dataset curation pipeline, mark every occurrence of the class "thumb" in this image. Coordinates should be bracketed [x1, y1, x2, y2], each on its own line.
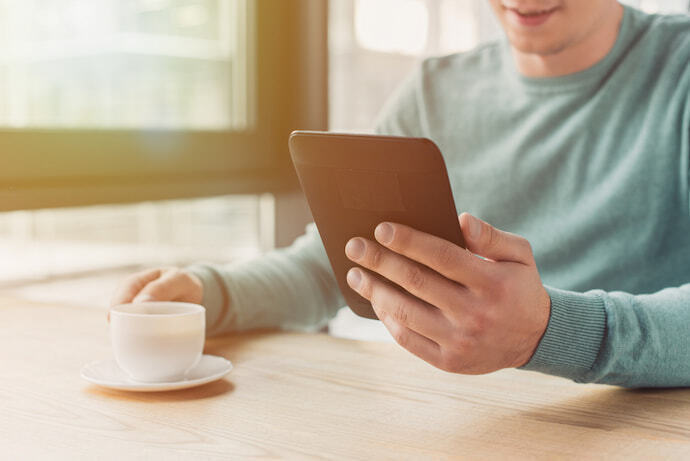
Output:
[459, 212, 533, 264]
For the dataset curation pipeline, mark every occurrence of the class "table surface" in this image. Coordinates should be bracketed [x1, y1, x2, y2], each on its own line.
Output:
[2, 296, 690, 460]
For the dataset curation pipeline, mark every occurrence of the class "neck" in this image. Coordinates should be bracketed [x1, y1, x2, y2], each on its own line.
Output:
[512, 3, 625, 78]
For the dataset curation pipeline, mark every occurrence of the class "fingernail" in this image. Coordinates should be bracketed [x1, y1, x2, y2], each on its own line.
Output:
[468, 215, 481, 240]
[375, 222, 394, 245]
[345, 238, 365, 261]
[133, 294, 154, 303]
[346, 268, 362, 290]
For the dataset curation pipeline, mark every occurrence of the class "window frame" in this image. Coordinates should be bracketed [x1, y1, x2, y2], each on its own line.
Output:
[0, 0, 328, 211]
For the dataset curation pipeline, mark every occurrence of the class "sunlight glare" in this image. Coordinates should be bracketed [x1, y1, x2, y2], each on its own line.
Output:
[639, 0, 660, 13]
[354, 0, 428, 55]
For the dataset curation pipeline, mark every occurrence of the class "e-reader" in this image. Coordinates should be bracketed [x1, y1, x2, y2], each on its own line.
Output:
[289, 131, 465, 319]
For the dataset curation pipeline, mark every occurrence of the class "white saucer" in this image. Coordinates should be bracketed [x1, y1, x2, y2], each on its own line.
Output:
[81, 354, 233, 392]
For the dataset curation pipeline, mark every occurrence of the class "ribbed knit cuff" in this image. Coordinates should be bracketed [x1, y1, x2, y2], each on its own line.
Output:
[186, 264, 232, 336]
[520, 286, 607, 382]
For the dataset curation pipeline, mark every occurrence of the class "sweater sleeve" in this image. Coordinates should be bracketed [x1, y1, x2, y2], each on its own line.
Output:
[521, 285, 690, 387]
[186, 224, 345, 336]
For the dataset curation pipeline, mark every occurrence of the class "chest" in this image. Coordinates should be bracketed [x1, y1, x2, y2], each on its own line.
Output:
[433, 85, 688, 237]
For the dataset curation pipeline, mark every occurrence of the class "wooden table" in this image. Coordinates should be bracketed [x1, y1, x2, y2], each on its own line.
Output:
[2, 296, 690, 460]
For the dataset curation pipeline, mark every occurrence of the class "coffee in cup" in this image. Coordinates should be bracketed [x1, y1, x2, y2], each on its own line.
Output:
[109, 302, 205, 382]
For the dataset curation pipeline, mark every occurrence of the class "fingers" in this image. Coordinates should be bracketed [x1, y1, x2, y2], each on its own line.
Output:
[348, 269, 443, 368]
[346, 267, 452, 343]
[132, 269, 201, 304]
[345, 237, 467, 311]
[459, 213, 533, 264]
[109, 268, 203, 323]
[110, 268, 164, 306]
[371, 221, 486, 285]
[379, 316, 444, 370]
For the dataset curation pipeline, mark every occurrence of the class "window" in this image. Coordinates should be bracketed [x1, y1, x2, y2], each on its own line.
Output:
[0, 0, 249, 130]
[0, 1, 327, 301]
[0, 194, 274, 285]
[1, 0, 324, 211]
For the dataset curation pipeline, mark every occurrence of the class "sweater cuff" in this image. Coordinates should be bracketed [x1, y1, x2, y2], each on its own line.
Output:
[186, 264, 232, 336]
[520, 286, 607, 382]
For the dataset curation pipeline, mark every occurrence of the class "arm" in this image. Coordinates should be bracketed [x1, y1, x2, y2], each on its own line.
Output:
[523, 285, 690, 387]
[188, 224, 345, 336]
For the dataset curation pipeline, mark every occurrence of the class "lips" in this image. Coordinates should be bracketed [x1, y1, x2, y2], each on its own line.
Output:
[513, 8, 555, 15]
[503, 4, 559, 27]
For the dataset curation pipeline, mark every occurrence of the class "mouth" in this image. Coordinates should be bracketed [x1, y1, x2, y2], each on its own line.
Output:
[502, 4, 560, 27]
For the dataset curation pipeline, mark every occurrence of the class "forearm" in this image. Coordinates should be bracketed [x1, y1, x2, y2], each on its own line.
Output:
[188, 224, 345, 336]
[521, 285, 690, 387]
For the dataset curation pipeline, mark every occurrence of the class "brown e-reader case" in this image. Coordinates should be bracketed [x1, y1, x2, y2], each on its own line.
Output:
[288, 131, 465, 319]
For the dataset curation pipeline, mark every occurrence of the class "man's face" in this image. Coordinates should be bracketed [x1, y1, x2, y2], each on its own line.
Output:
[487, 0, 617, 56]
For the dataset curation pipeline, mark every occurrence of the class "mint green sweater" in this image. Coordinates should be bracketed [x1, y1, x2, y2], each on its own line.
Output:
[190, 6, 690, 387]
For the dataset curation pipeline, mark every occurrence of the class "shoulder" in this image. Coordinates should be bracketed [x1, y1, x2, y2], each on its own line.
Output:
[632, 9, 690, 104]
[421, 41, 505, 81]
[644, 9, 690, 39]
[628, 8, 690, 63]
[375, 42, 505, 137]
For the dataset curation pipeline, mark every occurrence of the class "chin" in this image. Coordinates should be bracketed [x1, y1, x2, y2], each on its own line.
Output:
[506, 33, 569, 56]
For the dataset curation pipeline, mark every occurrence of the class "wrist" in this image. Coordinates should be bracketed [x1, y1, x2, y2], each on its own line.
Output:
[185, 264, 231, 335]
[186, 271, 204, 304]
[514, 286, 552, 368]
[518, 286, 607, 382]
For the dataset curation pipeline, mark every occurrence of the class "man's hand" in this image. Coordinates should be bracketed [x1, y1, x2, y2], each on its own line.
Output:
[344, 212, 550, 374]
[109, 267, 203, 320]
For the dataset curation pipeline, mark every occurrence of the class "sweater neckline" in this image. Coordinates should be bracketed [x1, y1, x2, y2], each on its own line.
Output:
[502, 5, 639, 94]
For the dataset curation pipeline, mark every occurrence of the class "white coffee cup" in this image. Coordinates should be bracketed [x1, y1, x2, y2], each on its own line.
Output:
[110, 302, 206, 382]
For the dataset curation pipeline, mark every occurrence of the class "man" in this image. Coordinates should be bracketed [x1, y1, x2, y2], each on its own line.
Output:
[113, 1, 690, 387]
